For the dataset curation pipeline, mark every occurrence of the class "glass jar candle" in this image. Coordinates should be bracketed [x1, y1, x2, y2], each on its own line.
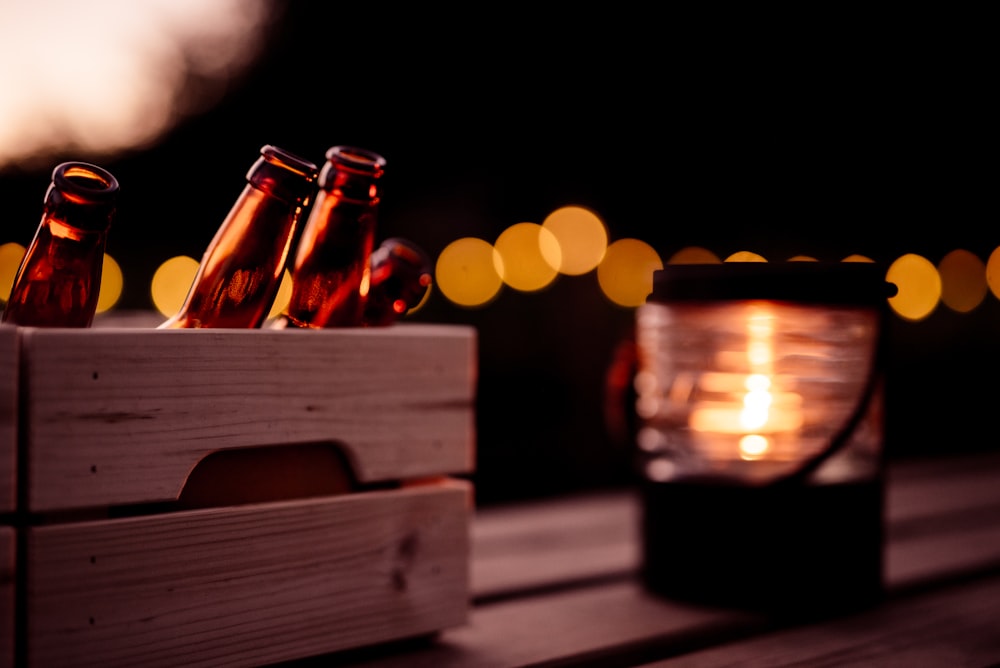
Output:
[634, 261, 896, 618]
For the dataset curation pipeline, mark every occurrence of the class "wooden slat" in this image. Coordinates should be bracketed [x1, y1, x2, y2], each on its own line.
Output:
[330, 454, 1000, 667]
[330, 580, 768, 668]
[20, 324, 476, 511]
[471, 490, 640, 600]
[886, 451, 1000, 590]
[470, 454, 1000, 601]
[887, 451, 1000, 521]
[0, 325, 15, 513]
[25, 481, 471, 668]
[644, 571, 1000, 667]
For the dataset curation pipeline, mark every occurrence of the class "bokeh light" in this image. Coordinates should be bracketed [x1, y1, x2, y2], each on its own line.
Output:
[938, 249, 987, 314]
[985, 246, 1000, 302]
[493, 222, 560, 292]
[0, 0, 273, 170]
[96, 254, 123, 313]
[668, 247, 721, 264]
[725, 251, 768, 262]
[0, 4, 992, 331]
[3, 194, 997, 323]
[540, 206, 608, 275]
[151, 255, 199, 317]
[597, 238, 662, 307]
[887, 253, 941, 321]
[435, 237, 504, 307]
[0, 242, 26, 302]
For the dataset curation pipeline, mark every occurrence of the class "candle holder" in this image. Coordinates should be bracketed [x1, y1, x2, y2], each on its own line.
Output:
[634, 262, 897, 619]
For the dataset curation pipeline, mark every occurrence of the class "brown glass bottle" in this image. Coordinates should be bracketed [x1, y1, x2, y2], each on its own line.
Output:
[160, 145, 318, 329]
[362, 237, 433, 326]
[281, 145, 385, 328]
[2, 161, 119, 328]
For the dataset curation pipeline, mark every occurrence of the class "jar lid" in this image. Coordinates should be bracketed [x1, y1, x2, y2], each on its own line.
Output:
[648, 262, 898, 306]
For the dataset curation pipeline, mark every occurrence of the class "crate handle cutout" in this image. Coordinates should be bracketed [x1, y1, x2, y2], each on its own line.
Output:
[177, 442, 368, 509]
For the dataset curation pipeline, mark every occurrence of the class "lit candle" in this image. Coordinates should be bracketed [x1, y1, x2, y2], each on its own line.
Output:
[636, 288, 884, 484]
[633, 261, 897, 616]
[688, 303, 805, 463]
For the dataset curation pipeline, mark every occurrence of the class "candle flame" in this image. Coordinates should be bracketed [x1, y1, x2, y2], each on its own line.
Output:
[688, 303, 805, 461]
[739, 434, 770, 460]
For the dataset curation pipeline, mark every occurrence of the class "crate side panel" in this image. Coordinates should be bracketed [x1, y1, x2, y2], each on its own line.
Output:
[23, 325, 476, 511]
[26, 481, 471, 668]
[0, 326, 15, 513]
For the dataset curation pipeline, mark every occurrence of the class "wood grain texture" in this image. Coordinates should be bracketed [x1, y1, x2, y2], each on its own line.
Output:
[469, 454, 1000, 602]
[471, 490, 640, 600]
[0, 325, 15, 513]
[644, 572, 1000, 667]
[322, 580, 769, 668]
[25, 481, 472, 668]
[331, 454, 1000, 667]
[886, 451, 1000, 590]
[19, 324, 476, 511]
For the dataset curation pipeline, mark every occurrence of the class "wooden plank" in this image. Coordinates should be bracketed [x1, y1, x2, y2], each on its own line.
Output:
[20, 324, 476, 511]
[0, 325, 15, 513]
[643, 571, 1000, 667]
[0, 526, 12, 668]
[887, 451, 1000, 521]
[471, 490, 640, 600]
[888, 505, 1000, 591]
[25, 481, 471, 668]
[337, 454, 1000, 668]
[330, 580, 768, 668]
[886, 451, 1000, 590]
[470, 455, 1000, 601]
[342, 555, 1000, 668]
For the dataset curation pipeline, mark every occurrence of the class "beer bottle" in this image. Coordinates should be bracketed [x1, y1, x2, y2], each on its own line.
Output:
[280, 145, 385, 328]
[2, 161, 119, 327]
[362, 237, 433, 326]
[160, 145, 317, 329]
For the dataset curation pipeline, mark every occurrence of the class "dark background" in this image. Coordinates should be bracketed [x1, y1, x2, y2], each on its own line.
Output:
[2, 4, 998, 505]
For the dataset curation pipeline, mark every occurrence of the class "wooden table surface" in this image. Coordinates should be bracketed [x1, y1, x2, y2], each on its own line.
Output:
[283, 451, 1000, 667]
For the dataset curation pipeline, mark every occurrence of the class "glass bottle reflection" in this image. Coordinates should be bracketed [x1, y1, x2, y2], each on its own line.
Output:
[2, 161, 119, 328]
[159, 145, 317, 329]
[280, 145, 385, 328]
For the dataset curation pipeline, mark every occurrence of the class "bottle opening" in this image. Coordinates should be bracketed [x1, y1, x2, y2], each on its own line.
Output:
[325, 145, 386, 176]
[259, 144, 319, 181]
[52, 162, 119, 202]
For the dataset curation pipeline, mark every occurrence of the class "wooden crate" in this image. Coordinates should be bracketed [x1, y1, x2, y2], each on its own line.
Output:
[0, 323, 477, 668]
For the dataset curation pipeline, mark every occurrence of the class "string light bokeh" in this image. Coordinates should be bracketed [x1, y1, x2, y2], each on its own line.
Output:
[0, 212, 993, 324]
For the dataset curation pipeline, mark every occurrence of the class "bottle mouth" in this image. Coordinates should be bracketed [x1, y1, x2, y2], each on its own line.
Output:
[325, 145, 386, 176]
[260, 145, 319, 182]
[252, 145, 319, 204]
[52, 162, 120, 203]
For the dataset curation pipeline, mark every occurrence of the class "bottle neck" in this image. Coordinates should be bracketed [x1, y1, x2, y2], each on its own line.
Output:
[158, 146, 318, 329]
[45, 161, 119, 233]
[281, 146, 386, 329]
[318, 145, 385, 203]
[1, 161, 117, 328]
